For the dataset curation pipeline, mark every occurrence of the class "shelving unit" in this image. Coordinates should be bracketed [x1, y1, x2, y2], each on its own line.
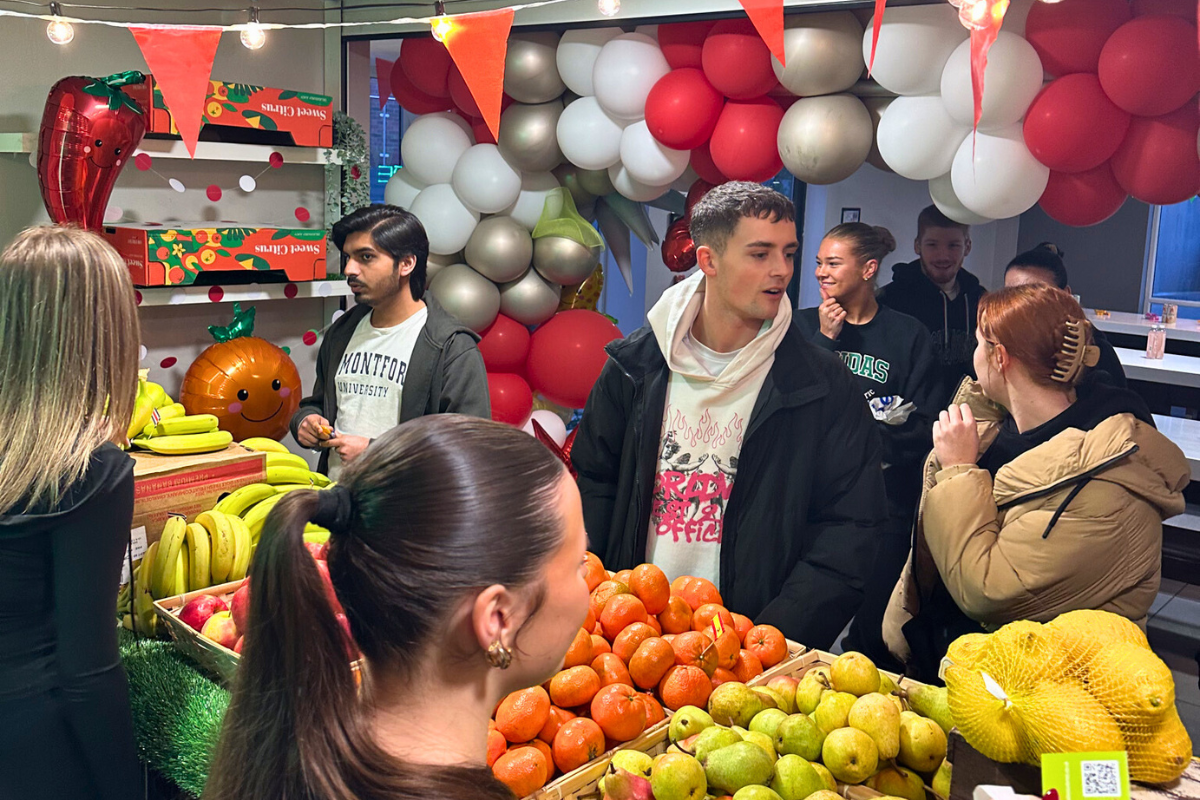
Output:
[0, 132, 336, 165]
[135, 280, 351, 308]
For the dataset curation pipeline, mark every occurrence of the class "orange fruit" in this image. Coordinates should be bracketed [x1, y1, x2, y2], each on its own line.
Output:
[613, 569, 633, 586]
[552, 717, 606, 773]
[538, 706, 576, 745]
[492, 746, 550, 797]
[732, 649, 764, 683]
[524, 739, 555, 778]
[713, 630, 741, 671]
[641, 692, 666, 726]
[659, 595, 694, 634]
[601, 594, 648, 640]
[487, 729, 507, 767]
[745, 624, 789, 668]
[612, 621, 657, 663]
[495, 686, 551, 744]
[671, 630, 718, 677]
[711, 667, 738, 689]
[590, 580, 630, 621]
[489, 718, 497, 731]
[692, 604, 736, 636]
[731, 613, 754, 644]
[583, 606, 597, 635]
[629, 637, 675, 690]
[583, 552, 607, 592]
[658, 665, 713, 710]
[662, 634, 677, 645]
[645, 616, 662, 635]
[563, 628, 594, 669]
[592, 652, 634, 687]
[550, 666, 602, 708]
[593, 622, 604, 637]
[629, 563, 671, 615]
[591, 683, 648, 742]
[591, 635, 612, 655]
[670, 576, 722, 611]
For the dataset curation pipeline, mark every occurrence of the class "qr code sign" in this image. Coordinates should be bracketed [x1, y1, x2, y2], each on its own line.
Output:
[1082, 759, 1122, 798]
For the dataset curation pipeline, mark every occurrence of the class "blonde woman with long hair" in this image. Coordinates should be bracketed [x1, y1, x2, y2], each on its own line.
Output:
[0, 226, 142, 799]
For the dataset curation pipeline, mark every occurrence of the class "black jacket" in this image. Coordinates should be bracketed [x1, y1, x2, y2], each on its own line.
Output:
[290, 295, 491, 473]
[878, 260, 986, 405]
[571, 321, 888, 650]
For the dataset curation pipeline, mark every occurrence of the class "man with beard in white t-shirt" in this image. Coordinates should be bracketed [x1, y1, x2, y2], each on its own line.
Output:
[292, 205, 490, 477]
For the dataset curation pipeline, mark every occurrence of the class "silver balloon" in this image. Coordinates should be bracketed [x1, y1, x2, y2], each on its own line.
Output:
[427, 251, 463, 267]
[777, 94, 873, 186]
[863, 97, 894, 173]
[499, 267, 561, 327]
[576, 168, 615, 198]
[498, 101, 565, 173]
[505, 33, 567, 104]
[464, 216, 534, 284]
[772, 12, 865, 97]
[533, 236, 601, 286]
[553, 164, 598, 208]
[429, 264, 501, 333]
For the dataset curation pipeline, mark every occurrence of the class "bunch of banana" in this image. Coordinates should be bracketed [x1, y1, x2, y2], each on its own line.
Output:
[264, 454, 331, 488]
[126, 369, 175, 443]
[240, 437, 292, 454]
[137, 510, 252, 604]
[122, 539, 160, 635]
[131, 412, 232, 455]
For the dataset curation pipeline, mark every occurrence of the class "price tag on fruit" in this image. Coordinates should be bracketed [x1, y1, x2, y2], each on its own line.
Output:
[1042, 752, 1130, 800]
[121, 526, 149, 586]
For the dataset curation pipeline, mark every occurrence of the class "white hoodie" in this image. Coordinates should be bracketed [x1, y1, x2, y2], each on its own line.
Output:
[644, 271, 792, 589]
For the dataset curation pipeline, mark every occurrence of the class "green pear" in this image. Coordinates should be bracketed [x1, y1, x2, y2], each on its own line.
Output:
[811, 763, 837, 793]
[611, 751, 655, 778]
[847, 692, 901, 760]
[741, 731, 777, 763]
[651, 752, 709, 800]
[899, 710, 948, 773]
[794, 674, 829, 715]
[671, 706, 716, 743]
[805, 792, 842, 800]
[702, 741, 775, 794]
[709, 682, 766, 728]
[879, 672, 900, 696]
[830, 652, 881, 697]
[731, 786, 783, 800]
[691, 727, 744, 763]
[754, 687, 788, 711]
[905, 684, 954, 735]
[769, 755, 826, 800]
[867, 766, 925, 800]
[821, 727, 879, 785]
[773, 714, 825, 761]
[766, 677, 799, 714]
[748, 708, 789, 741]
[932, 759, 952, 799]
[813, 691, 857, 734]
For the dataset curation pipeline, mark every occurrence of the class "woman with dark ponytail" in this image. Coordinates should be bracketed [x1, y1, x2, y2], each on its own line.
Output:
[205, 414, 590, 800]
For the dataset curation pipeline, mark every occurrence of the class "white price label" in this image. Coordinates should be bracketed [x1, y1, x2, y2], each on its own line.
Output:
[120, 526, 148, 586]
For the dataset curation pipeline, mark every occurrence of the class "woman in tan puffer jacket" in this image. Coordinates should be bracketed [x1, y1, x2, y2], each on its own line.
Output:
[883, 285, 1189, 680]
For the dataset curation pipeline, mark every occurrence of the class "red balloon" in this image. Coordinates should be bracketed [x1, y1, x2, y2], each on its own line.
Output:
[685, 179, 717, 216]
[478, 314, 531, 373]
[691, 142, 730, 185]
[470, 117, 496, 145]
[708, 98, 785, 183]
[487, 372, 534, 427]
[1099, 16, 1200, 117]
[1110, 105, 1200, 205]
[702, 20, 779, 101]
[37, 75, 146, 231]
[662, 218, 698, 273]
[1131, 0, 1197, 18]
[1025, 0, 1132, 77]
[659, 20, 716, 69]
[645, 69, 725, 151]
[1039, 164, 1129, 227]
[450, 65, 515, 120]
[400, 36, 453, 98]
[389, 58, 453, 114]
[1023, 74, 1130, 173]
[526, 310, 623, 410]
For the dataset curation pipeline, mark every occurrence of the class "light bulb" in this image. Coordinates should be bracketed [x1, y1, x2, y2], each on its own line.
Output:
[240, 23, 266, 49]
[46, 18, 74, 45]
[598, 0, 620, 17]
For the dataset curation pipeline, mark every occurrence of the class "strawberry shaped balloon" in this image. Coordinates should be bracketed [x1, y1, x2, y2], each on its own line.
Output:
[37, 71, 147, 231]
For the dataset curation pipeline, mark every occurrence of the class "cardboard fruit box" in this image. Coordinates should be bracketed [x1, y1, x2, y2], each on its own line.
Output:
[125, 77, 333, 148]
[102, 224, 327, 287]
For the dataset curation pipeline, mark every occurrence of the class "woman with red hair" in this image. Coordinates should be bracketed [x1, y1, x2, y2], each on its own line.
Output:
[883, 284, 1189, 679]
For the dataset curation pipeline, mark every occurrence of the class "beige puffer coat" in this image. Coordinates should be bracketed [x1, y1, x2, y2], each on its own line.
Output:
[883, 380, 1190, 665]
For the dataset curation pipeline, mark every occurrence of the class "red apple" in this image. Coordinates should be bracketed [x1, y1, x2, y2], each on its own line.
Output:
[234, 636, 245, 654]
[201, 610, 240, 650]
[314, 559, 344, 614]
[178, 594, 228, 632]
[230, 581, 251, 635]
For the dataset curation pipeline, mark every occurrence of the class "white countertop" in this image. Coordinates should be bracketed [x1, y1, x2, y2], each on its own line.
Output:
[1115, 347, 1200, 388]
[1088, 309, 1200, 343]
[1153, 414, 1200, 480]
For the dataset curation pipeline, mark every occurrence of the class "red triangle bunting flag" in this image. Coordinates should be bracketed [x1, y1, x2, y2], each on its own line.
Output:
[739, 0, 786, 66]
[130, 26, 222, 158]
[868, 0, 888, 75]
[968, 2, 1008, 134]
[441, 9, 514, 141]
[376, 58, 395, 109]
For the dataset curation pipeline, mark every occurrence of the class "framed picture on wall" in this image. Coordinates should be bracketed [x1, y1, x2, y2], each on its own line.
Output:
[841, 208, 861, 224]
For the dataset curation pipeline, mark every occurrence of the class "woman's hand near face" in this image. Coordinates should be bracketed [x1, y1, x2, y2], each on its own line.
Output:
[933, 403, 980, 467]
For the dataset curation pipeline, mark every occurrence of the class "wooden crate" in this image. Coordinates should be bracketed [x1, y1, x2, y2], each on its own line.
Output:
[750, 639, 807, 686]
[153, 580, 246, 685]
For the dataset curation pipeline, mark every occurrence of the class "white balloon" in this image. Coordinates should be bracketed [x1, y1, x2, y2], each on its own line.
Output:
[877, 95, 971, 180]
[409, 184, 481, 255]
[928, 172, 993, 225]
[426, 110, 475, 140]
[400, 115, 473, 185]
[383, 168, 427, 210]
[941, 32, 1044, 130]
[950, 124, 1050, 220]
[503, 171, 563, 231]
[619, 121, 690, 186]
[772, 12, 864, 98]
[557, 96, 626, 171]
[592, 33, 671, 122]
[557, 28, 623, 97]
[607, 162, 671, 203]
[450, 144, 523, 214]
[529, 409, 568, 446]
[862, 4, 967, 96]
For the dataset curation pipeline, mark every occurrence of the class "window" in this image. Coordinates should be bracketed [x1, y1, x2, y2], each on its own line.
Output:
[1146, 198, 1200, 319]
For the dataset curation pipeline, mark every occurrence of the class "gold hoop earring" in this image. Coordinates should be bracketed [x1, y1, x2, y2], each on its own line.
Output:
[486, 640, 513, 670]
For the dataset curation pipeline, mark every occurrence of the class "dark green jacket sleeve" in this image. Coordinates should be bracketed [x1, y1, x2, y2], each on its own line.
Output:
[437, 331, 491, 418]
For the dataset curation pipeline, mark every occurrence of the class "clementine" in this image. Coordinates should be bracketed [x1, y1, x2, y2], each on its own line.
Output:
[583, 606, 597, 635]
[628, 637, 675, 690]
[629, 563, 671, 615]
[590, 683, 648, 742]
[613, 569, 633, 586]
[658, 595, 694, 634]
[550, 666, 602, 709]
[730, 613, 754, 644]
[670, 630, 718, 676]
[640, 691, 666, 726]
[692, 604, 736, 637]
[590, 634, 611, 656]
[495, 686, 551, 744]
[645, 615, 662, 635]
[612, 621, 656, 663]
[732, 649, 764, 683]
[492, 746, 549, 797]
[658, 665, 713, 710]
[552, 717, 606, 773]
[583, 552, 607, 592]
[590, 580, 631, 621]
[745, 624, 789, 668]
[591, 652, 633, 687]
[538, 706, 576, 745]
[487, 728, 507, 767]
[713, 630, 741, 671]
[600, 594, 648, 640]
[524, 739, 554, 778]
[563, 627, 594, 669]
[711, 667, 738, 689]
[670, 576, 722, 611]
